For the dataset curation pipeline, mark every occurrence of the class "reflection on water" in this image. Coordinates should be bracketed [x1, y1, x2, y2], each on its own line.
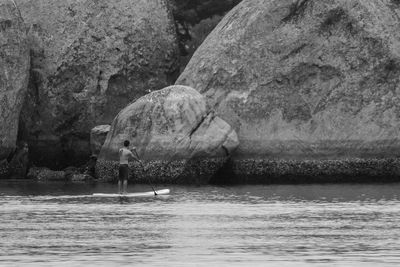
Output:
[1, 181, 400, 266]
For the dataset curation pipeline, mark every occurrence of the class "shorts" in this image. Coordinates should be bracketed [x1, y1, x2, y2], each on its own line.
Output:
[118, 164, 129, 181]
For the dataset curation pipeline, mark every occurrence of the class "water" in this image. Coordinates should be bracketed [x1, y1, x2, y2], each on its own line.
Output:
[1, 181, 400, 266]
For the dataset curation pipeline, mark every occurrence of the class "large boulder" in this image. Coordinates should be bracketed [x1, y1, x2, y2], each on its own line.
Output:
[15, 0, 180, 168]
[96, 85, 239, 183]
[0, 0, 29, 160]
[177, 0, 400, 165]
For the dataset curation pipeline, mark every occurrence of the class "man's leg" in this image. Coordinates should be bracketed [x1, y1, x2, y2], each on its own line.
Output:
[118, 165, 123, 194]
[123, 180, 128, 194]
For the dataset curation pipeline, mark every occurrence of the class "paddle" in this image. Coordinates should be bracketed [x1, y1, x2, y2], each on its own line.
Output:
[139, 161, 158, 196]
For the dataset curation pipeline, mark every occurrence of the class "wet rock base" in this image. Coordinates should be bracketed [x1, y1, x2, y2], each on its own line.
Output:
[5, 157, 400, 184]
[0, 160, 10, 179]
[96, 158, 227, 184]
[212, 158, 400, 184]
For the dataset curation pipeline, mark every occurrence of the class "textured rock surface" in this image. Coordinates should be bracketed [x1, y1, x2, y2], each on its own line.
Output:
[177, 0, 400, 161]
[0, 0, 29, 160]
[212, 158, 400, 184]
[0, 159, 10, 179]
[90, 125, 110, 157]
[96, 85, 239, 183]
[16, 0, 180, 168]
[64, 166, 95, 182]
[27, 167, 66, 181]
[172, 0, 242, 71]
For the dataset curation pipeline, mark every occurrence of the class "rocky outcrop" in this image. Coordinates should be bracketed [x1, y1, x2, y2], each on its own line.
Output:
[27, 165, 94, 182]
[177, 0, 400, 168]
[27, 167, 66, 181]
[90, 125, 110, 157]
[171, 0, 242, 71]
[15, 0, 180, 168]
[213, 158, 400, 184]
[96, 85, 239, 183]
[64, 166, 95, 182]
[0, 159, 10, 179]
[0, 0, 29, 160]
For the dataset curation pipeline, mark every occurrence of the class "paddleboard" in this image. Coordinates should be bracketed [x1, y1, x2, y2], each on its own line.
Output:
[92, 189, 170, 197]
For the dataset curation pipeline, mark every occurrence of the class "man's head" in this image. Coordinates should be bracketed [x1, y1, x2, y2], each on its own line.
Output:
[124, 140, 130, 147]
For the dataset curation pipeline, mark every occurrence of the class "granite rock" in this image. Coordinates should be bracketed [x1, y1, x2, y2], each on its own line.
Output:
[177, 0, 400, 161]
[28, 166, 66, 181]
[96, 85, 239, 183]
[213, 158, 400, 184]
[0, 159, 10, 179]
[0, 0, 29, 160]
[90, 125, 110, 157]
[16, 0, 180, 168]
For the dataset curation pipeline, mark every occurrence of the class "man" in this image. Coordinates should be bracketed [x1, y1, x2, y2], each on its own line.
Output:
[119, 140, 141, 194]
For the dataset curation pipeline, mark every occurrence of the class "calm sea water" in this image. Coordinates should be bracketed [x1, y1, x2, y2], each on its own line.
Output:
[1, 181, 400, 266]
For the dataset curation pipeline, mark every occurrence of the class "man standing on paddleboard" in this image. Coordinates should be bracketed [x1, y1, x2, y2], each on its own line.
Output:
[119, 140, 141, 194]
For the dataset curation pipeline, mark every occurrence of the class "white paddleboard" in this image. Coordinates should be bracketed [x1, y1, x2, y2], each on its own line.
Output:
[93, 189, 170, 197]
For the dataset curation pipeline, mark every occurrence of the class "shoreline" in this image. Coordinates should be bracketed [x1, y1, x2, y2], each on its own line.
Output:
[2, 157, 400, 185]
[213, 157, 400, 184]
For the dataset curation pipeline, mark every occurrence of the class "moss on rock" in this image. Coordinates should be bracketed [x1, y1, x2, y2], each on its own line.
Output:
[212, 158, 400, 184]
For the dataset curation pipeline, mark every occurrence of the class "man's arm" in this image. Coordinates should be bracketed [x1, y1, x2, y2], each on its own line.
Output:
[129, 147, 141, 163]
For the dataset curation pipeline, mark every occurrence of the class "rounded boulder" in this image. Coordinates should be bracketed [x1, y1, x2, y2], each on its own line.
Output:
[96, 85, 239, 183]
[90, 125, 110, 157]
[177, 0, 400, 162]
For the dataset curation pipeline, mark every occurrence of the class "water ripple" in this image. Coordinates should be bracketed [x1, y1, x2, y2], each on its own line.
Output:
[1, 182, 400, 266]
